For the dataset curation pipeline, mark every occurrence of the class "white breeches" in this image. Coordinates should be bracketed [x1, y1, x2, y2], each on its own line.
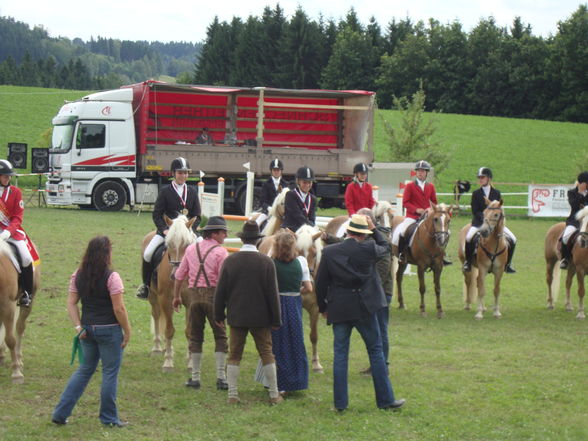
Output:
[466, 225, 517, 243]
[562, 225, 577, 244]
[392, 218, 416, 246]
[254, 213, 268, 227]
[143, 234, 165, 262]
[7, 237, 33, 266]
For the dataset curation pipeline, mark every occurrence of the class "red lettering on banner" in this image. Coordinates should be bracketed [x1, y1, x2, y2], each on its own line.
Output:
[531, 188, 550, 213]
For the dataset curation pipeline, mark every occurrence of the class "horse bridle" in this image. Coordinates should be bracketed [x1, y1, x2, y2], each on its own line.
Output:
[413, 210, 450, 263]
[482, 206, 504, 235]
[427, 210, 451, 247]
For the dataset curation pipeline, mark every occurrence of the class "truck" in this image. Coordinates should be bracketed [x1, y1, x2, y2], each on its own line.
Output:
[46, 80, 376, 213]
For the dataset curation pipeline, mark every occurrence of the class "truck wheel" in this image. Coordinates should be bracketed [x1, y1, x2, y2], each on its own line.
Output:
[93, 181, 127, 212]
[237, 188, 261, 215]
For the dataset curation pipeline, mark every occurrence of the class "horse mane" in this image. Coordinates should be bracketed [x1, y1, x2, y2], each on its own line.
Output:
[576, 206, 588, 231]
[373, 200, 393, 218]
[295, 224, 323, 263]
[165, 215, 196, 249]
[263, 188, 290, 235]
[0, 240, 14, 259]
[269, 188, 289, 217]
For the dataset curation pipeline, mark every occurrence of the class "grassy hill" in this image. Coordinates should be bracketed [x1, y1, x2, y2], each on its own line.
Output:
[2, 85, 587, 192]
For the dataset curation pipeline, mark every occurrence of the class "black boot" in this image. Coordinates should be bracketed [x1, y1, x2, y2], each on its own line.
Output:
[397, 235, 407, 264]
[443, 256, 453, 266]
[560, 240, 571, 269]
[505, 238, 517, 274]
[462, 240, 475, 272]
[136, 260, 153, 299]
[17, 264, 34, 307]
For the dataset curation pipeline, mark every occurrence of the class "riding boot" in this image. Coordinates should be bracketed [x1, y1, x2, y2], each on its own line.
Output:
[397, 235, 407, 264]
[17, 264, 34, 307]
[462, 240, 475, 272]
[560, 240, 571, 269]
[505, 239, 517, 274]
[442, 256, 453, 266]
[136, 259, 152, 299]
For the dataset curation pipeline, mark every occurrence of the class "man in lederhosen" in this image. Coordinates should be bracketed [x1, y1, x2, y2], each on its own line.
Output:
[281, 166, 317, 232]
[136, 157, 201, 299]
[173, 216, 229, 390]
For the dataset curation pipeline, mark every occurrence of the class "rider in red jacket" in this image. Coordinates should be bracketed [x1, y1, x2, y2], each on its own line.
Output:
[344, 163, 375, 216]
[0, 159, 34, 306]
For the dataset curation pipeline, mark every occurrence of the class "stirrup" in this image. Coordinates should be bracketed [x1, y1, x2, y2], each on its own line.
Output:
[462, 262, 472, 272]
[136, 284, 150, 299]
[17, 291, 32, 307]
[443, 258, 453, 266]
[398, 252, 407, 264]
[559, 259, 569, 270]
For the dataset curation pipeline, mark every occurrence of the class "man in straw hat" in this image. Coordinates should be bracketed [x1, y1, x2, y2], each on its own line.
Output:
[315, 214, 405, 412]
[173, 216, 230, 390]
[214, 221, 283, 405]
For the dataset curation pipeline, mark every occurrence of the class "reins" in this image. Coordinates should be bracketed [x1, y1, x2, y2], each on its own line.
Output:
[413, 210, 451, 265]
[479, 206, 507, 264]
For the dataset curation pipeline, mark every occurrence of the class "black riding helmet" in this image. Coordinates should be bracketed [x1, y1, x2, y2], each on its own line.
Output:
[477, 167, 493, 179]
[578, 171, 588, 184]
[353, 163, 369, 174]
[414, 160, 431, 171]
[0, 159, 16, 176]
[270, 158, 284, 170]
[296, 166, 315, 181]
[171, 157, 191, 173]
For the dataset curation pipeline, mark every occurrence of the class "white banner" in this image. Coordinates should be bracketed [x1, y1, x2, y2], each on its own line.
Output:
[201, 192, 220, 218]
[528, 185, 570, 217]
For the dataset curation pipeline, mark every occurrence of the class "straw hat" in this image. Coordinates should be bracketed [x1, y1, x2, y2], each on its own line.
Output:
[346, 214, 373, 235]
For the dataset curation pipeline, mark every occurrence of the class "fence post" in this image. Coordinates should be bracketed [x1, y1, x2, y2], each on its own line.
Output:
[217, 177, 225, 216]
[245, 171, 254, 217]
[198, 181, 204, 207]
[372, 185, 379, 202]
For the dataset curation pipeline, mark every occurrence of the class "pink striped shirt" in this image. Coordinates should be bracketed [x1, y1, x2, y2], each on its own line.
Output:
[175, 238, 228, 288]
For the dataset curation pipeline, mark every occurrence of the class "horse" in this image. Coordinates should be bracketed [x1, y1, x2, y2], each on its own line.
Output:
[457, 199, 508, 319]
[141, 215, 197, 372]
[260, 188, 289, 237]
[544, 207, 588, 319]
[0, 241, 40, 383]
[394, 203, 453, 318]
[323, 201, 396, 241]
[258, 224, 324, 372]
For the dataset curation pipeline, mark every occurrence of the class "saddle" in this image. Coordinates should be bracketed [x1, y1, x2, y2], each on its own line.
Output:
[557, 231, 579, 259]
[150, 243, 167, 285]
[7, 242, 23, 272]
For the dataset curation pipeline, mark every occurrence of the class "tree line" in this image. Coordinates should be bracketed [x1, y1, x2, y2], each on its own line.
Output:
[195, 4, 588, 123]
[0, 16, 201, 88]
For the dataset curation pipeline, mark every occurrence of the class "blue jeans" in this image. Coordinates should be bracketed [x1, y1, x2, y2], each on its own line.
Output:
[53, 325, 124, 425]
[375, 295, 392, 364]
[332, 313, 396, 410]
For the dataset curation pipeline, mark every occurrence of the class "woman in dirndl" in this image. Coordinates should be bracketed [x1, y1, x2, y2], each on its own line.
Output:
[270, 231, 312, 394]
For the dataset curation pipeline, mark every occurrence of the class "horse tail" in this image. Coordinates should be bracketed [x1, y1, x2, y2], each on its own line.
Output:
[550, 264, 561, 304]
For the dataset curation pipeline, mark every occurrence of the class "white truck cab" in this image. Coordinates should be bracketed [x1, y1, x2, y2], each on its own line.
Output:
[47, 88, 137, 210]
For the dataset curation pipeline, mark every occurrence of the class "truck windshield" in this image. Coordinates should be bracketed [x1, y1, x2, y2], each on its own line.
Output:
[51, 124, 74, 152]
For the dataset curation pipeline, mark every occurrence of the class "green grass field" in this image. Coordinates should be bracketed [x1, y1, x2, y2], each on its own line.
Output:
[1, 207, 587, 441]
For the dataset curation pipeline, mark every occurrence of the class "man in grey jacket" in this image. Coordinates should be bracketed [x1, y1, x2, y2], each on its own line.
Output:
[214, 221, 282, 405]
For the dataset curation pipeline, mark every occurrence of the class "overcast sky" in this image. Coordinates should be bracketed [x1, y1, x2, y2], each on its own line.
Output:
[1, 0, 584, 43]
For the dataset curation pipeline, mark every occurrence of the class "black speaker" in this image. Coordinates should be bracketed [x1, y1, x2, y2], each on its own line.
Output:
[31, 148, 50, 173]
[8, 142, 27, 169]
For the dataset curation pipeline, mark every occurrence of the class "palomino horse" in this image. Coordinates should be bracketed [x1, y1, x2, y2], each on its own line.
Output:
[458, 199, 508, 319]
[0, 241, 40, 383]
[141, 215, 197, 372]
[260, 188, 289, 237]
[394, 203, 452, 317]
[258, 224, 324, 372]
[544, 207, 588, 319]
